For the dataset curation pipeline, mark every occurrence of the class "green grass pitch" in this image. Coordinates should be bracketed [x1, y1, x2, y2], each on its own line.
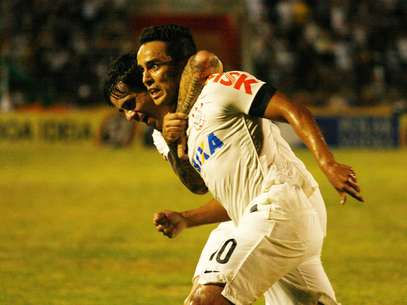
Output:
[0, 141, 406, 305]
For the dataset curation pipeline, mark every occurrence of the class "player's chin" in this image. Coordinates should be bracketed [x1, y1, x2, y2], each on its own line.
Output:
[153, 92, 174, 106]
[152, 95, 165, 106]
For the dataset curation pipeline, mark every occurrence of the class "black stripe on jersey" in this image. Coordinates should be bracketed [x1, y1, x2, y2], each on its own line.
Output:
[249, 83, 277, 117]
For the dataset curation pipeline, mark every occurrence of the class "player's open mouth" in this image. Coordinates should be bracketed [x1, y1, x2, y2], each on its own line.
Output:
[148, 88, 162, 100]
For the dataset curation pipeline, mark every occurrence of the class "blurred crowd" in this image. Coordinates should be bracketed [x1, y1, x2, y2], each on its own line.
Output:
[249, 0, 407, 107]
[1, 0, 406, 108]
[1, 0, 133, 108]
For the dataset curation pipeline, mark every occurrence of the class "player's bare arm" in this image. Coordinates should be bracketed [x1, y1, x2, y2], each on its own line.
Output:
[177, 50, 223, 114]
[161, 51, 224, 147]
[166, 142, 208, 195]
[162, 52, 223, 140]
[159, 112, 208, 194]
[263, 91, 364, 204]
[153, 198, 230, 238]
[171, 51, 223, 158]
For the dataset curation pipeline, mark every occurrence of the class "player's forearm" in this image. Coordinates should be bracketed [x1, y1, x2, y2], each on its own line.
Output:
[177, 50, 223, 114]
[266, 92, 335, 169]
[167, 143, 208, 194]
[180, 198, 230, 228]
[283, 102, 336, 170]
[265, 92, 363, 202]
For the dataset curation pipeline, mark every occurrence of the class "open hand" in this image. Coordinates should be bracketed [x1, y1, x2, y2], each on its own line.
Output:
[322, 161, 364, 204]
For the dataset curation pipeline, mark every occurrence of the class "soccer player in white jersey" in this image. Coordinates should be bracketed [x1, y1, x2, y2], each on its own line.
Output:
[104, 54, 309, 305]
[106, 24, 363, 305]
[104, 52, 257, 304]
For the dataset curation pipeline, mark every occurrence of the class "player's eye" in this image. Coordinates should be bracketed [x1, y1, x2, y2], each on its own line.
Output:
[148, 63, 159, 71]
[122, 99, 136, 111]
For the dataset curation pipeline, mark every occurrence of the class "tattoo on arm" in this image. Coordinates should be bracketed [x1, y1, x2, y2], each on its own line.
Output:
[177, 54, 222, 114]
[167, 144, 208, 194]
[170, 52, 222, 188]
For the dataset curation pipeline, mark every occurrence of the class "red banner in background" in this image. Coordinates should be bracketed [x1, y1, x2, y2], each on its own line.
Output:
[130, 15, 241, 70]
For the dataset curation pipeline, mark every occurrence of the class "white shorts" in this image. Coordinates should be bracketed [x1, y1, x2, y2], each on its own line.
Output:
[194, 184, 339, 305]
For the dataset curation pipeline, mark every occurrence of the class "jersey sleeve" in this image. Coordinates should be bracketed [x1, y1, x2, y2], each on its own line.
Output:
[248, 83, 277, 117]
[204, 71, 275, 116]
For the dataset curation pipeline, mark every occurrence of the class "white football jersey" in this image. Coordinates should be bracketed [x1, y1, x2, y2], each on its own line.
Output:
[152, 129, 170, 160]
[187, 71, 319, 224]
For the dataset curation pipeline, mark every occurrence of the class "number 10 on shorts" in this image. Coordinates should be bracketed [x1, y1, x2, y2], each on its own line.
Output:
[209, 238, 237, 264]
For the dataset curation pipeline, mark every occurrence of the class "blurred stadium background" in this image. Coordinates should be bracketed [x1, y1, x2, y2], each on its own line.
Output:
[1, 1, 406, 304]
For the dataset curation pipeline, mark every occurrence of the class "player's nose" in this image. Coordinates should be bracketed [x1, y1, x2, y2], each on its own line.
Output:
[124, 110, 136, 121]
[142, 70, 154, 87]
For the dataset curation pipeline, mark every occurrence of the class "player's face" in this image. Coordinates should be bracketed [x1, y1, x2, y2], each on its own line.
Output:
[109, 81, 170, 130]
[137, 41, 181, 106]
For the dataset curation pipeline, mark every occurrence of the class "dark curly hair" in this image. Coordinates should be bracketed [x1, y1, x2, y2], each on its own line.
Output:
[138, 24, 197, 63]
[103, 53, 145, 104]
